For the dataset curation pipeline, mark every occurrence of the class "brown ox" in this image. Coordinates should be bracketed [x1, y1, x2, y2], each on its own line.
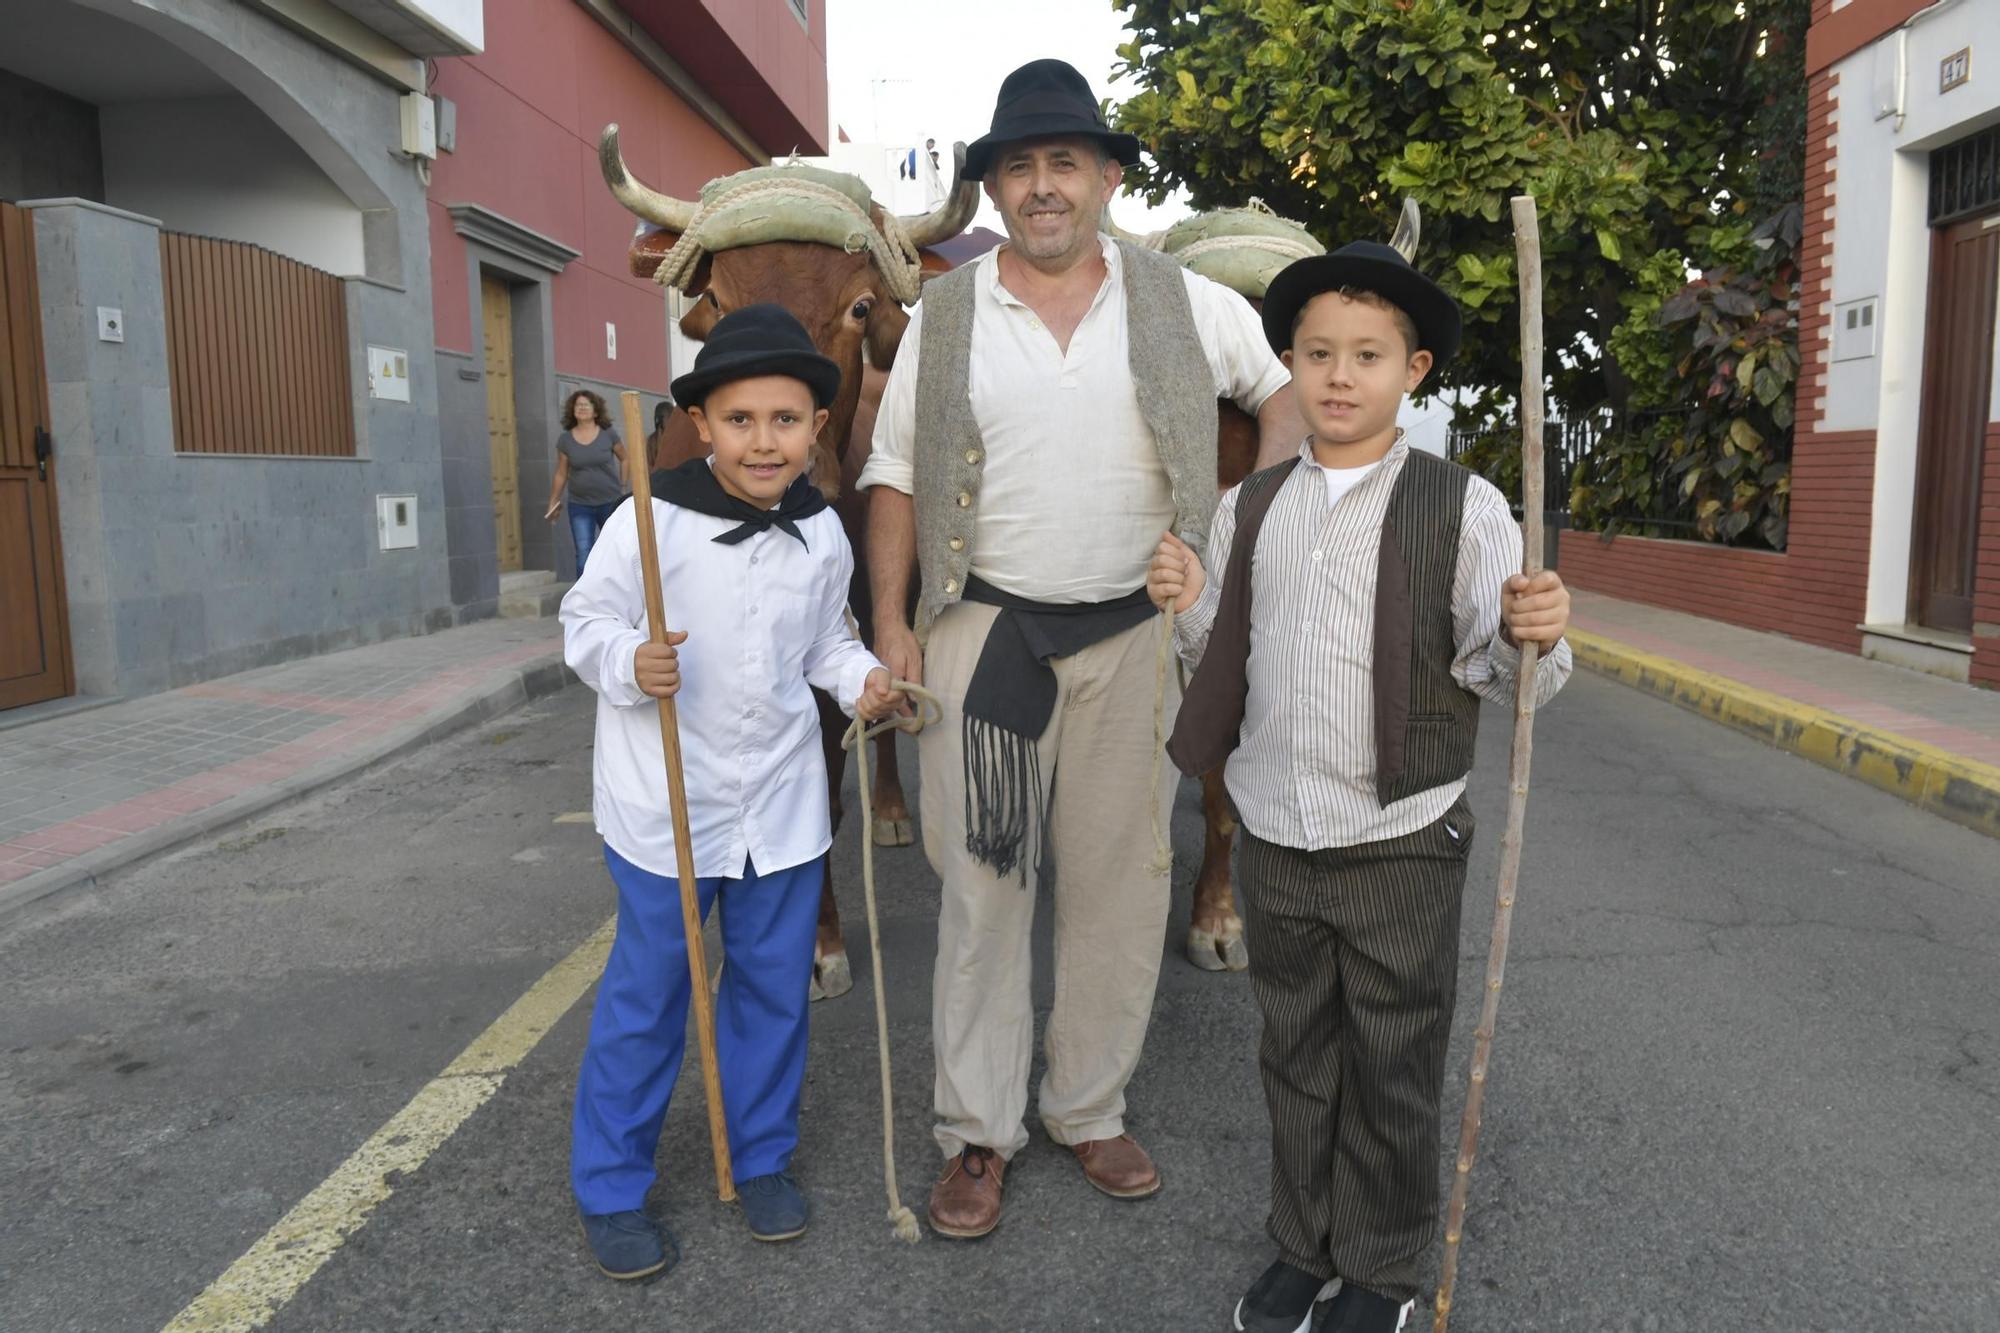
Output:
[601, 126, 976, 999]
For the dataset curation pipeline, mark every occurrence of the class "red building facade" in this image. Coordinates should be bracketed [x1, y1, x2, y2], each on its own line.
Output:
[426, 0, 827, 605]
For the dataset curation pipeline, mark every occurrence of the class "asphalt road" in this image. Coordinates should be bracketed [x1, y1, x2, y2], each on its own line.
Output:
[1, 674, 1994, 1332]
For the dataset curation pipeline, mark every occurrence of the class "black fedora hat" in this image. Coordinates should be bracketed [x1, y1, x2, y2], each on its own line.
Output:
[669, 304, 841, 410]
[1261, 241, 1462, 368]
[963, 59, 1143, 180]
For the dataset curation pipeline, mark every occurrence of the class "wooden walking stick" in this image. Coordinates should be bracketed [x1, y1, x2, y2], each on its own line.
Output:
[1432, 196, 1544, 1332]
[618, 389, 736, 1204]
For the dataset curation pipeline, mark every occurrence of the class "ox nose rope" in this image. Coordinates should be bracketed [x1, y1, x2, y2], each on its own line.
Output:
[843, 681, 943, 1243]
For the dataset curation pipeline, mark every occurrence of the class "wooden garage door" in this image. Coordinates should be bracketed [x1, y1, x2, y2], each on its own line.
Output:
[0, 201, 73, 711]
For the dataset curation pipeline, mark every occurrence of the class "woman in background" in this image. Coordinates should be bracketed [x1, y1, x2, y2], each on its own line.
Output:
[544, 389, 627, 576]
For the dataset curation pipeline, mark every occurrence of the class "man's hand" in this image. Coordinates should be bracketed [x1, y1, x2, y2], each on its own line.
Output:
[633, 631, 688, 699]
[855, 668, 905, 723]
[1147, 531, 1206, 613]
[1501, 571, 1569, 650]
[873, 620, 923, 714]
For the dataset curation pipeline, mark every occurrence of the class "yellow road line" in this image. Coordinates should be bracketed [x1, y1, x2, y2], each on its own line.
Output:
[554, 811, 594, 824]
[162, 917, 616, 1332]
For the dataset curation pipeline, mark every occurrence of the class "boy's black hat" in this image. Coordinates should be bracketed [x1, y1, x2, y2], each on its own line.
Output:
[669, 304, 841, 410]
[963, 59, 1143, 180]
[1261, 241, 1462, 368]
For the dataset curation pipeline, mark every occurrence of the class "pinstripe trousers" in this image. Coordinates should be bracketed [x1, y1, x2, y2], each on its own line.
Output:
[1235, 794, 1475, 1303]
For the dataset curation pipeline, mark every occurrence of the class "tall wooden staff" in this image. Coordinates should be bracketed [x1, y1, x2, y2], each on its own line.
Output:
[618, 390, 736, 1203]
[1432, 196, 1543, 1332]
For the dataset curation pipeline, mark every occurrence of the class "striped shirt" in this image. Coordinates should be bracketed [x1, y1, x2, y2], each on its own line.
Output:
[1175, 435, 1571, 850]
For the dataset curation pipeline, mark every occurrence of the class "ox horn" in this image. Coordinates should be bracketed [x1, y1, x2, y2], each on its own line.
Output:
[897, 141, 979, 249]
[1100, 207, 1150, 246]
[599, 124, 697, 234]
[1388, 196, 1421, 263]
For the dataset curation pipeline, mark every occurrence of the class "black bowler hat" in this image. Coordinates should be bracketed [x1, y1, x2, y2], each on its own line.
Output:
[669, 304, 841, 409]
[1260, 241, 1463, 367]
[963, 58, 1144, 180]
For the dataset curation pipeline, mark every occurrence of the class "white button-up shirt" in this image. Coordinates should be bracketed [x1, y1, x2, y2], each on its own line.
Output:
[1176, 436, 1572, 850]
[859, 235, 1290, 603]
[560, 495, 883, 880]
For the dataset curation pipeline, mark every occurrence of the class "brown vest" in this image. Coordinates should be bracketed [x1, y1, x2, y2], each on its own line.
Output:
[1166, 450, 1479, 806]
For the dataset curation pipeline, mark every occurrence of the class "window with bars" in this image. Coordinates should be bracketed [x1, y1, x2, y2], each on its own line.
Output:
[1929, 122, 2000, 226]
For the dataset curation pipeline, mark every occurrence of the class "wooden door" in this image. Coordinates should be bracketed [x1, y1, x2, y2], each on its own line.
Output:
[0, 201, 73, 711]
[481, 274, 522, 573]
[1909, 215, 1998, 633]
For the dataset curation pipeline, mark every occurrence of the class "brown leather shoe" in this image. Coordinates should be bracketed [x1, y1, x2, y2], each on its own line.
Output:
[1070, 1133, 1161, 1199]
[928, 1146, 1006, 1239]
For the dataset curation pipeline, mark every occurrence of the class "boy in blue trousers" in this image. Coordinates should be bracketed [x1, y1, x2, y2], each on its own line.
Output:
[560, 304, 903, 1280]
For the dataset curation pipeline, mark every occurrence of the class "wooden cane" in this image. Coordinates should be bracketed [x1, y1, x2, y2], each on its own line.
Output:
[1433, 196, 1544, 1332]
[618, 390, 736, 1204]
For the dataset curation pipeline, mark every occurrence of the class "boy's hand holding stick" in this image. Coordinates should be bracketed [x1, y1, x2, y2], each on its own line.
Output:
[1433, 196, 1545, 1332]
[618, 390, 736, 1204]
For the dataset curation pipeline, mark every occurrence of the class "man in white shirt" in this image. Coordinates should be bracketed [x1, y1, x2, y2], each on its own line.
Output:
[857, 58, 1303, 1239]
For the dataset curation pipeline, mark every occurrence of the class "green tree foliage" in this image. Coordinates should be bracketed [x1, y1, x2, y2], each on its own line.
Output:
[1571, 204, 1801, 548]
[1111, 0, 1809, 422]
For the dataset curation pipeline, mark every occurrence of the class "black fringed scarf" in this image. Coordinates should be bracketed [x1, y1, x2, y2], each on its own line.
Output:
[959, 577, 1156, 886]
[650, 459, 828, 547]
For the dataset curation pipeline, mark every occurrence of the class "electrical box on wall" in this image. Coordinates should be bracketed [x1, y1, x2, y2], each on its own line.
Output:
[368, 345, 411, 402]
[1832, 297, 1878, 362]
[400, 91, 437, 159]
[605, 321, 618, 361]
[434, 95, 457, 152]
[377, 495, 419, 551]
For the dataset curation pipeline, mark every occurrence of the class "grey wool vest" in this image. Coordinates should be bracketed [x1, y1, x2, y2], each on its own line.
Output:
[909, 240, 1219, 643]
[1167, 449, 1480, 806]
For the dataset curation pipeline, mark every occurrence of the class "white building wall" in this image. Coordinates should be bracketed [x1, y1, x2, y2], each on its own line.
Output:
[1823, 2, 2000, 623]
[99, 95, 366, 276]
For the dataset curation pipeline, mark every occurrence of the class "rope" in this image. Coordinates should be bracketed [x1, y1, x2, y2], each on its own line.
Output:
[842, 681, 944, 1242]
[1167, 232, 1322, 266]
[651, 176, 925, 305]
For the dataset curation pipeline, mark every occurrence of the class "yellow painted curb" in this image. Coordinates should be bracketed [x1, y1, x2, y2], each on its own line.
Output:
[1568, 629, 2000, 841]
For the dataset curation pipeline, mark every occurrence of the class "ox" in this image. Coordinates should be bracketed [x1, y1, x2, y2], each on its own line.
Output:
[600, 125, 976, 999]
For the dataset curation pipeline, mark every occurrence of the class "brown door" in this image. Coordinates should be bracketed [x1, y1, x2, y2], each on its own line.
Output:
[0, 201, 73, 711]
[1909, 214, 1998, 634]
[481, 274, 523, 573]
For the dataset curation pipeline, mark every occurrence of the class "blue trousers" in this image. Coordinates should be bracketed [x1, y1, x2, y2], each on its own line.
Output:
[567, 499, 621, 577]
[570, 845, 821, 1214]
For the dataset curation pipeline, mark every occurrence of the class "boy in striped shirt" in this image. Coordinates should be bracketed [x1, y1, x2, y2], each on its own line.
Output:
[1150, 243, 1571, 1333]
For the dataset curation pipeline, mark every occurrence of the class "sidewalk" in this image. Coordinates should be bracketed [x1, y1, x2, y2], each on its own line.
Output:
[0, 617, 568, 916]
[1568, 590, 2000, 840]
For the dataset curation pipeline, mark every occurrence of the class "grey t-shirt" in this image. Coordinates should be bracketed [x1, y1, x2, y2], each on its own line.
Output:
[558, 428, 624, 506]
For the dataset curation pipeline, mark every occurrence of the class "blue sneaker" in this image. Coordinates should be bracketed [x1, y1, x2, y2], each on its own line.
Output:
[579, 1209, 676, 1281]
[738, 1171, 809, 1241]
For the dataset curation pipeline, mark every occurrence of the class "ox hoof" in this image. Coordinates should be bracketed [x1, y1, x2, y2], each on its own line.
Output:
[810, 950, 853, 1003]
[1186, 924, 1249, 973]
[871, 816, 914, 848]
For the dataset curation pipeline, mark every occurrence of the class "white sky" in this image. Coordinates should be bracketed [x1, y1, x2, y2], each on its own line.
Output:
[823, 0, 1192, 234]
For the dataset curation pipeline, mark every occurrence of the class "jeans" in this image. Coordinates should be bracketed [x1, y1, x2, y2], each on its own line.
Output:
[567, 499, 622, 577]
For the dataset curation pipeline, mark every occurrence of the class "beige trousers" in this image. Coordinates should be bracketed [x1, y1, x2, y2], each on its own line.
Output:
[919, 600, 1178, 1161]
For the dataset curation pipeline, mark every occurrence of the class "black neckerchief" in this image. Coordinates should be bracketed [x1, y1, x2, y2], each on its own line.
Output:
[957, 576, 1158, 886]
[649, 459, 828, 547]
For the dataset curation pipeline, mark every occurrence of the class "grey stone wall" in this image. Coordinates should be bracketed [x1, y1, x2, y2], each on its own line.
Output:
[23, 0, 453, 698]
[0, 69, 102, 204]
